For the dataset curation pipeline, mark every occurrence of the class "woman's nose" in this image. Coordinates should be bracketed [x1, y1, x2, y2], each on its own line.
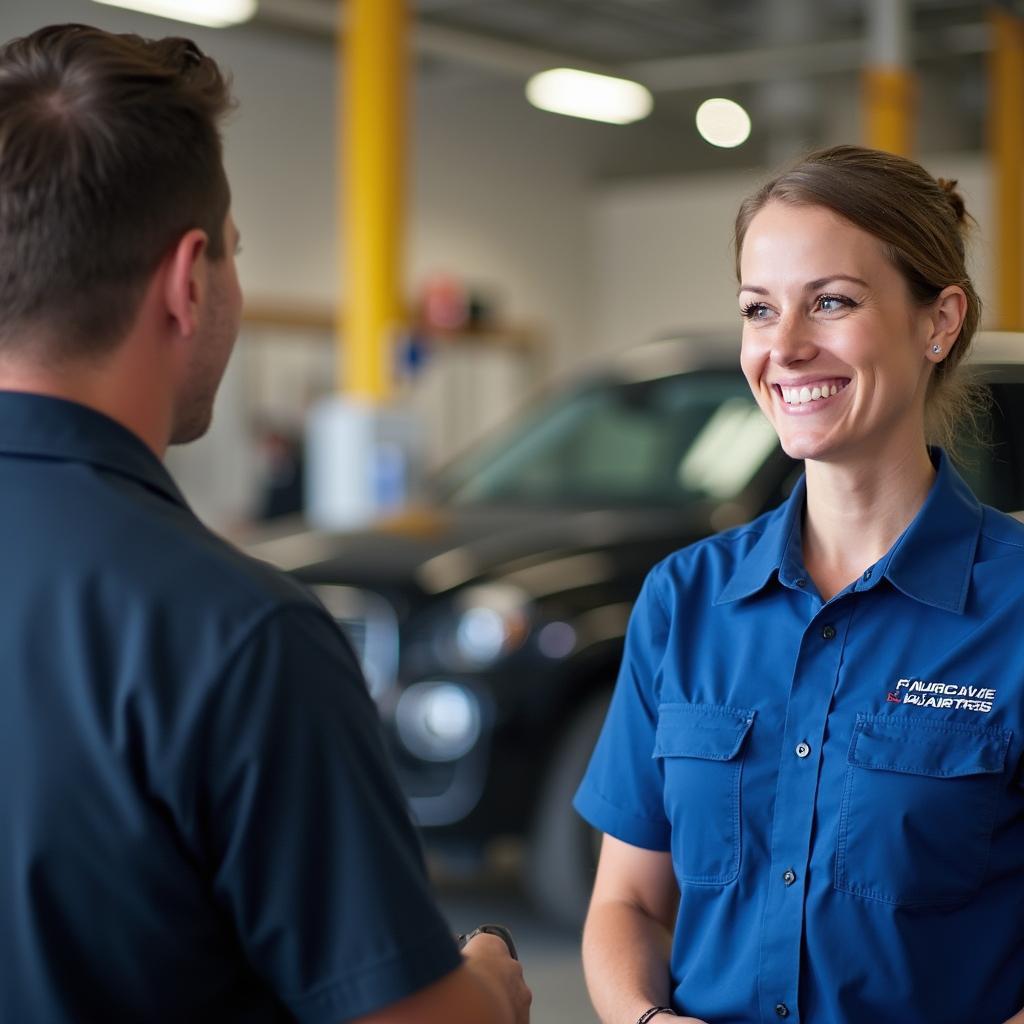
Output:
[770, 312, 818, 366]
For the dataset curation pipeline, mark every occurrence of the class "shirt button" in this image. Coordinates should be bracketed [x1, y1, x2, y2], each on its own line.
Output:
[795, 578, 807, 588]
[795, 741, 811, 758]
[862, 567, 873, 581]
[775, 1004, 790, 1018]
[821, 624, 836, 640]
[782, 868, 797, 886]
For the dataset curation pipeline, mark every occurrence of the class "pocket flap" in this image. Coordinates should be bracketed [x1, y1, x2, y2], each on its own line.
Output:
[849, 715, 1011, 778]
[654, 703, 755, 761]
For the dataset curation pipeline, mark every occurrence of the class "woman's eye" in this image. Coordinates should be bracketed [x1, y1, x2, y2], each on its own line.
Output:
[817, 294, 852, 313]
[740, 302, 771, 321]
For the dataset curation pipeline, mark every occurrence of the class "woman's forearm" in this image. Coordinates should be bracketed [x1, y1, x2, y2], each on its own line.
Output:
[582, 897, 675, 1024]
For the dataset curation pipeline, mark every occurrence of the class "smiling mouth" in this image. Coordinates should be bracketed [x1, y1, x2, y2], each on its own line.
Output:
[776, 379, 851, 406]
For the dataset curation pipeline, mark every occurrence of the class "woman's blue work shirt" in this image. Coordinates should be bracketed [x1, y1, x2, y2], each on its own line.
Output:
[574, 450, 1024, 1024]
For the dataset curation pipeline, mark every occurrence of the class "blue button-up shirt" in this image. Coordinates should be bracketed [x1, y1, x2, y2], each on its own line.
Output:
[0, 393, 461, 1023]
[575, 450, 1024, 1024]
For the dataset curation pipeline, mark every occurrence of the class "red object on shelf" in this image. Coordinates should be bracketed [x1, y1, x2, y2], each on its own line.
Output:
[420, 273, 468, 332]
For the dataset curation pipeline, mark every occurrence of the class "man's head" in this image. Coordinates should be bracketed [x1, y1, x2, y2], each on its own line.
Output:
[0, 23, 237, 397]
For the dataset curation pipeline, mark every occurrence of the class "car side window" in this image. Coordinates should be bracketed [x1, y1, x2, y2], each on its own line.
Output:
[440, 370, 778, 506]
[996, 380, 1024, 510]
[953, 375, 1024, 512]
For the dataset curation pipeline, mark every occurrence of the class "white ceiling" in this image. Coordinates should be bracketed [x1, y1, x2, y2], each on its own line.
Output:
[250, 0, 995, 174]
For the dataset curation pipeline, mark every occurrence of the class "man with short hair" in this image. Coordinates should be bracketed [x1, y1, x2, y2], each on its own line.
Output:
[0, 23, 530, 1024]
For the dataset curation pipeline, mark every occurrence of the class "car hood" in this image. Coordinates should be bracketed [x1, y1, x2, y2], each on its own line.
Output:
[244, 502, 712, 599]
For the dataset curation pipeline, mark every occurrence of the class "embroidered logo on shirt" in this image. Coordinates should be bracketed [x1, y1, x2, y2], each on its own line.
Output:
[890, 677, 996, 714]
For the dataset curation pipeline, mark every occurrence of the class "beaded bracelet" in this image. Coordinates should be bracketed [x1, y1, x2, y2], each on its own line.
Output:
[636, 1008, 678, 1024]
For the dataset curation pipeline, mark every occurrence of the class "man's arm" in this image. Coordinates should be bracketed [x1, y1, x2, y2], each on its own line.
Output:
[582, 834, 706, 1024]
[196, 605, 522, 1022]
[354, 932, 530, 1024]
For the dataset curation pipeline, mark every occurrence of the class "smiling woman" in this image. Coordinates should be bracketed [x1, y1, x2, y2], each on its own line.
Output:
[734, 145, 984, 459]
[735, 200, 965, 471]
[574, 146, 1024, 1024]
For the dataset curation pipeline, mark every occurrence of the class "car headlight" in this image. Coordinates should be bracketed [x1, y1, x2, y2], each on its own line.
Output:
[395, 681, 483, 762]
[453, 584, 530, 667]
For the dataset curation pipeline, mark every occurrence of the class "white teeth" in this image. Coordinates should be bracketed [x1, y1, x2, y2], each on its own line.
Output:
[780, 381, 845, 405]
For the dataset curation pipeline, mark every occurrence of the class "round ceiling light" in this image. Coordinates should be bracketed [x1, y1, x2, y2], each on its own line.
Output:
[695, 97, 752, 148]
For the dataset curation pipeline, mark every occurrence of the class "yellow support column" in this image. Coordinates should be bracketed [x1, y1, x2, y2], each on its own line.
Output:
[862, 68, 915, 155]
[990, 6, 1024, 330]
[339, 0, 408, 400]
[862, 0, 914, 155]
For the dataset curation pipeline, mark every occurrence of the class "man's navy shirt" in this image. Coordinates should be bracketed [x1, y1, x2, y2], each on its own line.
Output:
[575, 450, 1024, 1024]
[0, 393, 461, 1022]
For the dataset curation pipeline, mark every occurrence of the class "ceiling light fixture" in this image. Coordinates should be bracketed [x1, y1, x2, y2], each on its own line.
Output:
[89, 0, 257, 28]
[526, 68, 653, 125]
[695, 97, 751, 148]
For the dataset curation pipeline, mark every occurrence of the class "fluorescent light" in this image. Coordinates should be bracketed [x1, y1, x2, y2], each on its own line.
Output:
[526, 68, 653, 125]
[695, 97, 751, 148]
[90, 0, 257, 28]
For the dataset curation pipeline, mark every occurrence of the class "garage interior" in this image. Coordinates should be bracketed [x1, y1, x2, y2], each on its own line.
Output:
[2, 2, 1023, 1022]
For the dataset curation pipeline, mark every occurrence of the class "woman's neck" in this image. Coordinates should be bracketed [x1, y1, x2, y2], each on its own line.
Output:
[801, 443, 936, 602]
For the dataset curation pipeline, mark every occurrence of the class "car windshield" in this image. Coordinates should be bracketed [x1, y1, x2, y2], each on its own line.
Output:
[435, 369, 778, 506]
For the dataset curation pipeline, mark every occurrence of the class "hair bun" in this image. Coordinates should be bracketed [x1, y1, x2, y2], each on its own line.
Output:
[936, 177, 968, 224]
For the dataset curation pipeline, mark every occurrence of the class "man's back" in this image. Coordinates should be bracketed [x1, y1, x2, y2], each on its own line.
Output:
[0, 23, 528, 1023]
[0, 393, 462, 1021]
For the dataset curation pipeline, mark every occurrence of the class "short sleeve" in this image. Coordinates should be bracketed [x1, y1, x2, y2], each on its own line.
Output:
[573, 570, 672, 850]
[196, 605, 461, 1023]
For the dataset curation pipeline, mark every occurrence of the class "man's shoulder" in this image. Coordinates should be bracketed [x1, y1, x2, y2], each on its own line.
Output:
[66, 480, 326, 641]
[149, 512, 321, 622]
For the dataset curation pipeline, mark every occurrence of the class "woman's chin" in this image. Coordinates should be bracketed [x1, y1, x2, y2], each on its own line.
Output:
[777, 435, 826, 463]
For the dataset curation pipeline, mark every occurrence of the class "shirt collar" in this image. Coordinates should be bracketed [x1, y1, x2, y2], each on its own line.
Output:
[0, 391, 189, 508]
[883, 449, 981, 613]
[714, 475, 806, 605]
[715, 450, 982, 613]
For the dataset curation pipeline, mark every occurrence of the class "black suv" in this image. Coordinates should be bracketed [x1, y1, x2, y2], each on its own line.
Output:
[250, 331, 1024, 927]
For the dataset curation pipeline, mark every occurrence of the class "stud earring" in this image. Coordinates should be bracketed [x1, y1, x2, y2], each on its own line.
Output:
[932, 344, 942, 354]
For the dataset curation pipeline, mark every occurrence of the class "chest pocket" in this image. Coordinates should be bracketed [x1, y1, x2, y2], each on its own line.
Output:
[654, 703, 755, 886]
[836, 714, 1011, 907]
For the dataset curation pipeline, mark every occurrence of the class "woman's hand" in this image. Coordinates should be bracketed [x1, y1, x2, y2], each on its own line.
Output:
[582, 836, 680, 1024]
[1001, 1010, 1024, 1024]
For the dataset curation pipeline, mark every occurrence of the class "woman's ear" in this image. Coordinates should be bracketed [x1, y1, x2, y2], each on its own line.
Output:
[926, 285, 967, 363]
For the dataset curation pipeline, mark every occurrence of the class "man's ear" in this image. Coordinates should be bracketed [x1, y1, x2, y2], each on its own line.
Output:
[163, 229, 210, 339]
[925, 285, 967, 364]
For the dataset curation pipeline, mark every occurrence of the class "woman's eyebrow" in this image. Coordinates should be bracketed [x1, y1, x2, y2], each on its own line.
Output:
[806, 274, 869, 289]
[738, 274, 869, 296]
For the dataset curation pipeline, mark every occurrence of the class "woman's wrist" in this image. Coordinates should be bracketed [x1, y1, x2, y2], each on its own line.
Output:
[636, 1008, 678, 1024]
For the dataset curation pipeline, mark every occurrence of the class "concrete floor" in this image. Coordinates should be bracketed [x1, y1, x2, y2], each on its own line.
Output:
[438, 874, 597, 1024]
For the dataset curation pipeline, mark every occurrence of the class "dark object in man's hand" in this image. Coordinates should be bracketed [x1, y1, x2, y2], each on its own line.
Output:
[457, 923, 519, 960]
